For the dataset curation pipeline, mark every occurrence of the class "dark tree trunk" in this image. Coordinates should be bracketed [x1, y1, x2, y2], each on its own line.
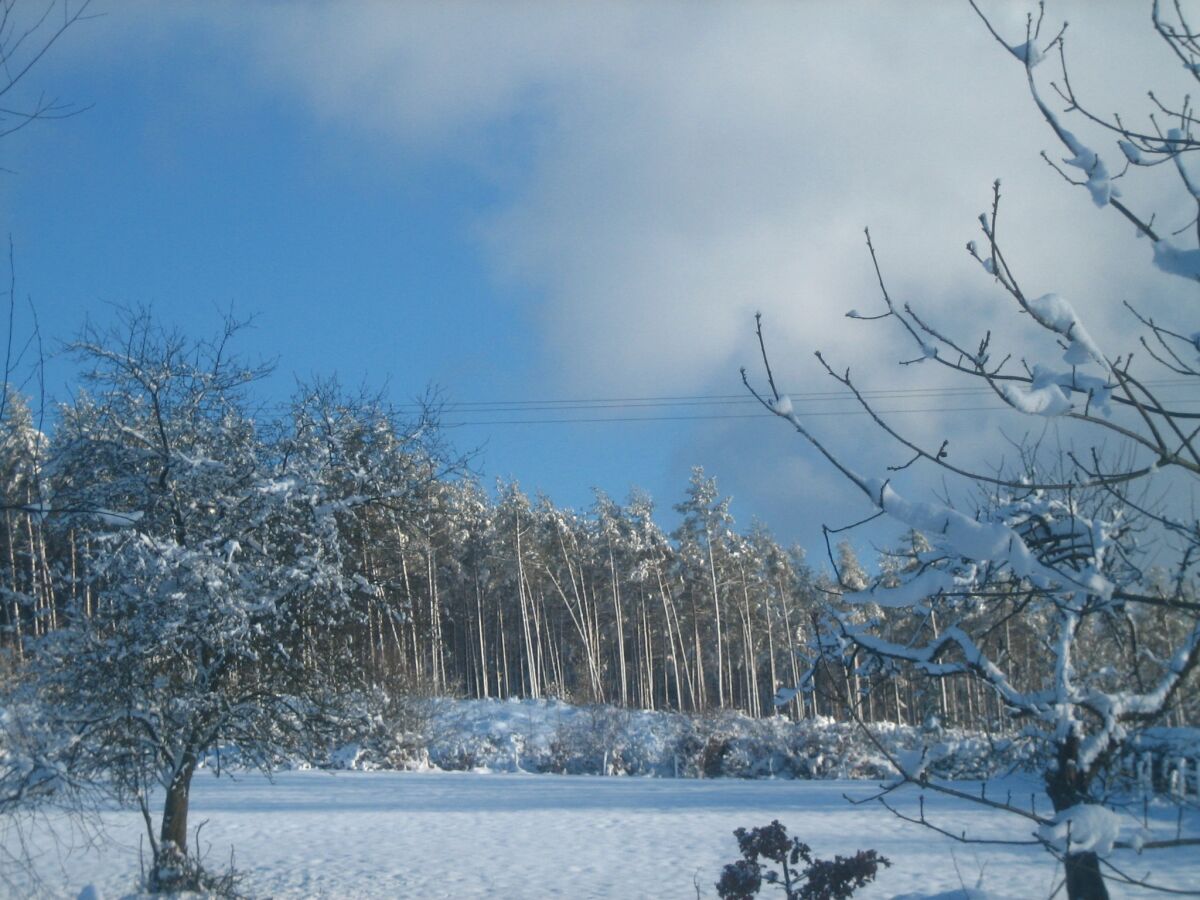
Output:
[1046, 733, 1109, 900]
[1063, 852, 1108, 900]
[150, 753, 198, 893]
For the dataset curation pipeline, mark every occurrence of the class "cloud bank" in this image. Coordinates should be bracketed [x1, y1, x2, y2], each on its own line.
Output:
[212, 1, 1192, 399]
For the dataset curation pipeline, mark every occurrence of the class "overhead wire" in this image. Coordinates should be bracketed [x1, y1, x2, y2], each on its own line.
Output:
[442, 405, 1022, 427]
[407, 379, 1200, 427]
[246, 378, 1197, 426]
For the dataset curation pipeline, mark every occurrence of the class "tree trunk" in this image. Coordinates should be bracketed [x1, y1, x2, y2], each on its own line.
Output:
[706, 526, 724, 708]
[780, 581, 803, 719]
[1062, 853, 1108, 900]
[1045, 732, 1110, 900]
[475, 573, 490, 698]
[151, 754, 198, 892]
[608, 547, 628, 707]
[765, 594, 777, 716]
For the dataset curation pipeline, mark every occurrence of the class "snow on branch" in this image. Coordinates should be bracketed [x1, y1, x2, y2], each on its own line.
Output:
[993, 364, 1113, 417]
[862, 478, 1113, 601]
[844, 563, 976, 610]
[1037, 805, 1124, 857]
[1152, 238, 1200, 280]
[837, 617, 1044, 715]
[998, 378, 1073, 417]
[1023, 294, 1107, 369]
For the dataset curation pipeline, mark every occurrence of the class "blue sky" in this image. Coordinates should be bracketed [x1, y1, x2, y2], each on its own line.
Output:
[0, 1, 1192, 562]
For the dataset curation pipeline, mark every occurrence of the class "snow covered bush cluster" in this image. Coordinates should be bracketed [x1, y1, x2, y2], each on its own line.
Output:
[317, 698, 1037, 783]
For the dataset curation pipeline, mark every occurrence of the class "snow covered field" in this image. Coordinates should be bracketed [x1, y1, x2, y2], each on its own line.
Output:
[8, 770, 1199, 899]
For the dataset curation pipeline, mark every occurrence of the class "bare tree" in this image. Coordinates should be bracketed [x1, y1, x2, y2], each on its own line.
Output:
[0, 0, 91, 145]
[747, 4, 1200, 899]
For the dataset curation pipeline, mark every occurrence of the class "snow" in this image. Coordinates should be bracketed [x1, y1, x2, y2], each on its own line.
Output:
[998, 363, 1115, 419]
[1036, 804, 1124, 856]
[998, 380, 1072, 416]
[1168, 129, 1200, 200]
[859, 480, 1112, 601]
[1037, 366, 1113, 416]
[1152, 238, 1200, 280]
[5, 700, 1199, 897]
[0, 773, 1042, 898]
[1057, 126, 1115, 207]
[1118, 140, 1143, 165]
[89, 508, 144, 527]
[864, 481, 1042, 584]
[1024, 71, 1114, 208]
[1024, 294, 1105, 368]
[9, 771, 1198, 898]
[846, 566, 971, 610]
[771, 394, 794, 416]
[1008, 39, 1044, 68]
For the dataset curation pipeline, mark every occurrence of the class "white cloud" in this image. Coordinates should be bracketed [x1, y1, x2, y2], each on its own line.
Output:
[192, 1, 1192, 399]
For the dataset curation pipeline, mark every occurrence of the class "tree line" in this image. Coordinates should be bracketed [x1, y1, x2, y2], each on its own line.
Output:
[4, 314, 1190, 738]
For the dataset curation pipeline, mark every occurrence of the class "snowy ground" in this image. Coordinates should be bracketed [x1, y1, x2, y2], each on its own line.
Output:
[6, 770, 1199, 899]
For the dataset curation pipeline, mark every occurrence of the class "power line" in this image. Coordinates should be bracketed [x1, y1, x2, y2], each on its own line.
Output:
[245, 378, 1198, 423]
[388, 378, 1196, 415]
[441, 397, 1200, 427]
[444, 407, 979, 427]
[433, 388, 989, 409]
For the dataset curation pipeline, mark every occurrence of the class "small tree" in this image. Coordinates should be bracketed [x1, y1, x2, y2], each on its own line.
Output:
[745, 4, 1200, 898]
[22, 311, 438, 890]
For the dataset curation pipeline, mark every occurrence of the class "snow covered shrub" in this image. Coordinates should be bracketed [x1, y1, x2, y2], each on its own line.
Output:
[676, 720, 744, 778]
[545, 729, 574, 775]
[698, 734, 736, 779]
[573, 704, 634, 775]
[542, 704, 633, 774]
[407, 698, 1030, 780]
[715, 820, 889, 900]
[845, 721, 1038, 783]
[144, 831, 244, 898]
[670, 719, 707, 777]
[773, 720, 897, 781]
[674, 711, 774, 778]
[336, 685, 439, 770]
